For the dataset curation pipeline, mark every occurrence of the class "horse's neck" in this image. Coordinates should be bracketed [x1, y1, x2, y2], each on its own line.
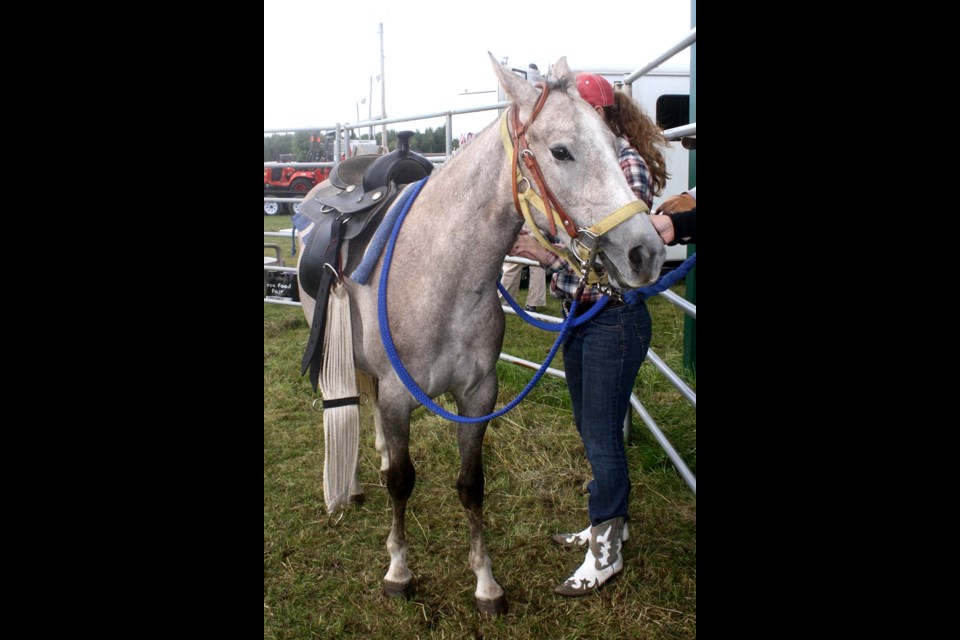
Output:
[405, 125, 523, 278]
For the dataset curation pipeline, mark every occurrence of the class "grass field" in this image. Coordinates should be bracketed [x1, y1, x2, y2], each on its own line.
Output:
[264, 213, 696, 639]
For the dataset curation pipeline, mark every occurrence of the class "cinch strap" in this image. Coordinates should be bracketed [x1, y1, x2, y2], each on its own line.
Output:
[321, 395, 360, 409]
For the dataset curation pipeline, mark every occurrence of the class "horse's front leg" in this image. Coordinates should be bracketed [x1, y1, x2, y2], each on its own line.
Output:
[455, 377, 508, 617]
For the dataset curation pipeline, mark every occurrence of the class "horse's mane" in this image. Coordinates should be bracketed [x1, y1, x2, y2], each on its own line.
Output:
[547, 74, 573, 92]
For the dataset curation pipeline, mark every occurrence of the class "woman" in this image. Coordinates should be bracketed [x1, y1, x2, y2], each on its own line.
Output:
[509, 72, 670, 596]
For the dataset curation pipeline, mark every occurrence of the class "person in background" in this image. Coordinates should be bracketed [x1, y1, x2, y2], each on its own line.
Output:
[508, 72, 670, 597]
[527, 62, 543, 83]
[498, 223, 547, 312]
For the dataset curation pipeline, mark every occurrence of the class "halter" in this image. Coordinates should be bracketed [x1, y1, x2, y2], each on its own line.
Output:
[500, 81, 650, 291]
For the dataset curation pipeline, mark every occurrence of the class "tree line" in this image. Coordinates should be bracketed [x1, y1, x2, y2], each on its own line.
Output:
[264, 126, 458, 162]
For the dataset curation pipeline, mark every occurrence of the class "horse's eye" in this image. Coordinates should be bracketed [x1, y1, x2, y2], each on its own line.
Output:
[550, 146, 574, 161]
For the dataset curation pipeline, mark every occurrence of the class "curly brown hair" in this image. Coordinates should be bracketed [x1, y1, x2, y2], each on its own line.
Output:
[603, 91, 670, 195]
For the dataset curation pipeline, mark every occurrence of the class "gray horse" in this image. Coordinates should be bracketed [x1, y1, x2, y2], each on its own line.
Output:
[297, 53, 666, 616]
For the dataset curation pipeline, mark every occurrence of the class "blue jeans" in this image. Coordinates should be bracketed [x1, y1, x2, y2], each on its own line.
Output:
[563, 299, 651, 525]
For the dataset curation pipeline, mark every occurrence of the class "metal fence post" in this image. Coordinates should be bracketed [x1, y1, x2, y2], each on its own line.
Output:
[683, 0, 697, 376]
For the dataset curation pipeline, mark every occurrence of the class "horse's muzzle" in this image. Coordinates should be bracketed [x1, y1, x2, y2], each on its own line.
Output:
[619, 242, 666, 288]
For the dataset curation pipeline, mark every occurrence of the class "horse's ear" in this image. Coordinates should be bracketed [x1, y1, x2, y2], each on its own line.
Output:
[489, 51, 539, 106]
[553, 56, 572, 79]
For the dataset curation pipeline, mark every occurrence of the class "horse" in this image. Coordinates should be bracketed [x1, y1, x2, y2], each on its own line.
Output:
[296, 53, 666, 617]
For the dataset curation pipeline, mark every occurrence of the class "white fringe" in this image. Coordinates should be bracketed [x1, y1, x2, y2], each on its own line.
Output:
[321, 282, 360, 515]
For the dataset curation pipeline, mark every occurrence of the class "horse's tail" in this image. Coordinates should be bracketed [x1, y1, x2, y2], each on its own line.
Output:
[321, 283, 360, 514]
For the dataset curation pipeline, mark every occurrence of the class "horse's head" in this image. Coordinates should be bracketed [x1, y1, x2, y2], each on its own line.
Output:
[491, 53, 666, 289]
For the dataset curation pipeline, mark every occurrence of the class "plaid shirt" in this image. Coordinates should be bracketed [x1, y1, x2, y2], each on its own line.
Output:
[548, 136, 655, 302]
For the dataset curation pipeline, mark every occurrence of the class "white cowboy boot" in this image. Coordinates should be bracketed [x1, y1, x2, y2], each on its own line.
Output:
[554, 517, 624, 597]
[551, 520, 629, 547]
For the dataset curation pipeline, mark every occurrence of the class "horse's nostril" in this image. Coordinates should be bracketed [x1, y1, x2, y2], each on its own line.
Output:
[628, 246, 644, 269]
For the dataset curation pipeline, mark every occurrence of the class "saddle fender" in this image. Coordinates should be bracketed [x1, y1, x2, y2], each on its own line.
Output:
[297, 132, 434, 391]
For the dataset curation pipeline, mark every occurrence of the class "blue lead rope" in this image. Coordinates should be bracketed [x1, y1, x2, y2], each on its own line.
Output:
[377, 180, 601, 424]
[351, 181, 423, 285]
[497, 251, 696, 325]
[497, 280, 610, 330]
[625, 253, 697, 304]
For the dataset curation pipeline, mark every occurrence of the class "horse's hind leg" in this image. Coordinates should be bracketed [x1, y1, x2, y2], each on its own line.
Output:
[366, 377, 391, 478]
[455, 385, 508, 616]
[350, 372, 389, 503]
[377, 390, 416, 600]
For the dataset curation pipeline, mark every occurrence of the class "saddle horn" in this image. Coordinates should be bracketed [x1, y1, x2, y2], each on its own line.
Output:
[362, 131, 434, 192]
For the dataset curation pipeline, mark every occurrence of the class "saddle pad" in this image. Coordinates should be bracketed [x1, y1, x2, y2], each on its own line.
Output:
[350, 178, 426, 285]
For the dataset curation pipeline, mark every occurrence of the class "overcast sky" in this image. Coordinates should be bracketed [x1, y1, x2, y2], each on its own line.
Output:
[264, 0, 692, 137]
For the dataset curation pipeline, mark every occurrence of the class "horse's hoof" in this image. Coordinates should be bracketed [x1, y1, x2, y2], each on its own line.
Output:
[384, 579, 414, 600]
[476, 595, 508, 617]
[349, 493, 366, 505]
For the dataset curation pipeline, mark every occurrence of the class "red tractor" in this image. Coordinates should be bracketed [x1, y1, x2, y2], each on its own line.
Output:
[263, 136, 330, 216]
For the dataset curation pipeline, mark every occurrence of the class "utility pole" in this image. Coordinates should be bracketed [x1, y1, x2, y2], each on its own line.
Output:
[379, 22, 387, 149]
[369, 75, 374, 139]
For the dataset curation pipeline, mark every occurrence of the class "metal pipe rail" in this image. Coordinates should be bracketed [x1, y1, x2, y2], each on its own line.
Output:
[264, 243, 283, 266]
[263, 161, 335, 168]
[343, 101, 508, 131]
[264, 197, 308, 204]
[502, 256, 539, 267]
[265, 157, 446, 171]
[498, 350, 696, 496]
[623, 27, 697, 85]
[645, 349, 696, 407]
[501, 302, 695, 408]
[629, 393, 696, 494]
[659, 289, 696, 319]
[263, 298, 302, 307]
[264, 102, 508, 135]
[663, 123, 696, 141]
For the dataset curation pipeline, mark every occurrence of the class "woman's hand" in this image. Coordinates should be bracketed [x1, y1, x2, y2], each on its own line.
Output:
[649, 214, 675, 244]
[654, 192, 696, 214]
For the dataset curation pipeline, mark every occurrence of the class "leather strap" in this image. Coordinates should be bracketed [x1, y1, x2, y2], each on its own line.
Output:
[508, 82, 581, 240]
[321, 395, 360, 409]
[300, 212, 349, 391]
